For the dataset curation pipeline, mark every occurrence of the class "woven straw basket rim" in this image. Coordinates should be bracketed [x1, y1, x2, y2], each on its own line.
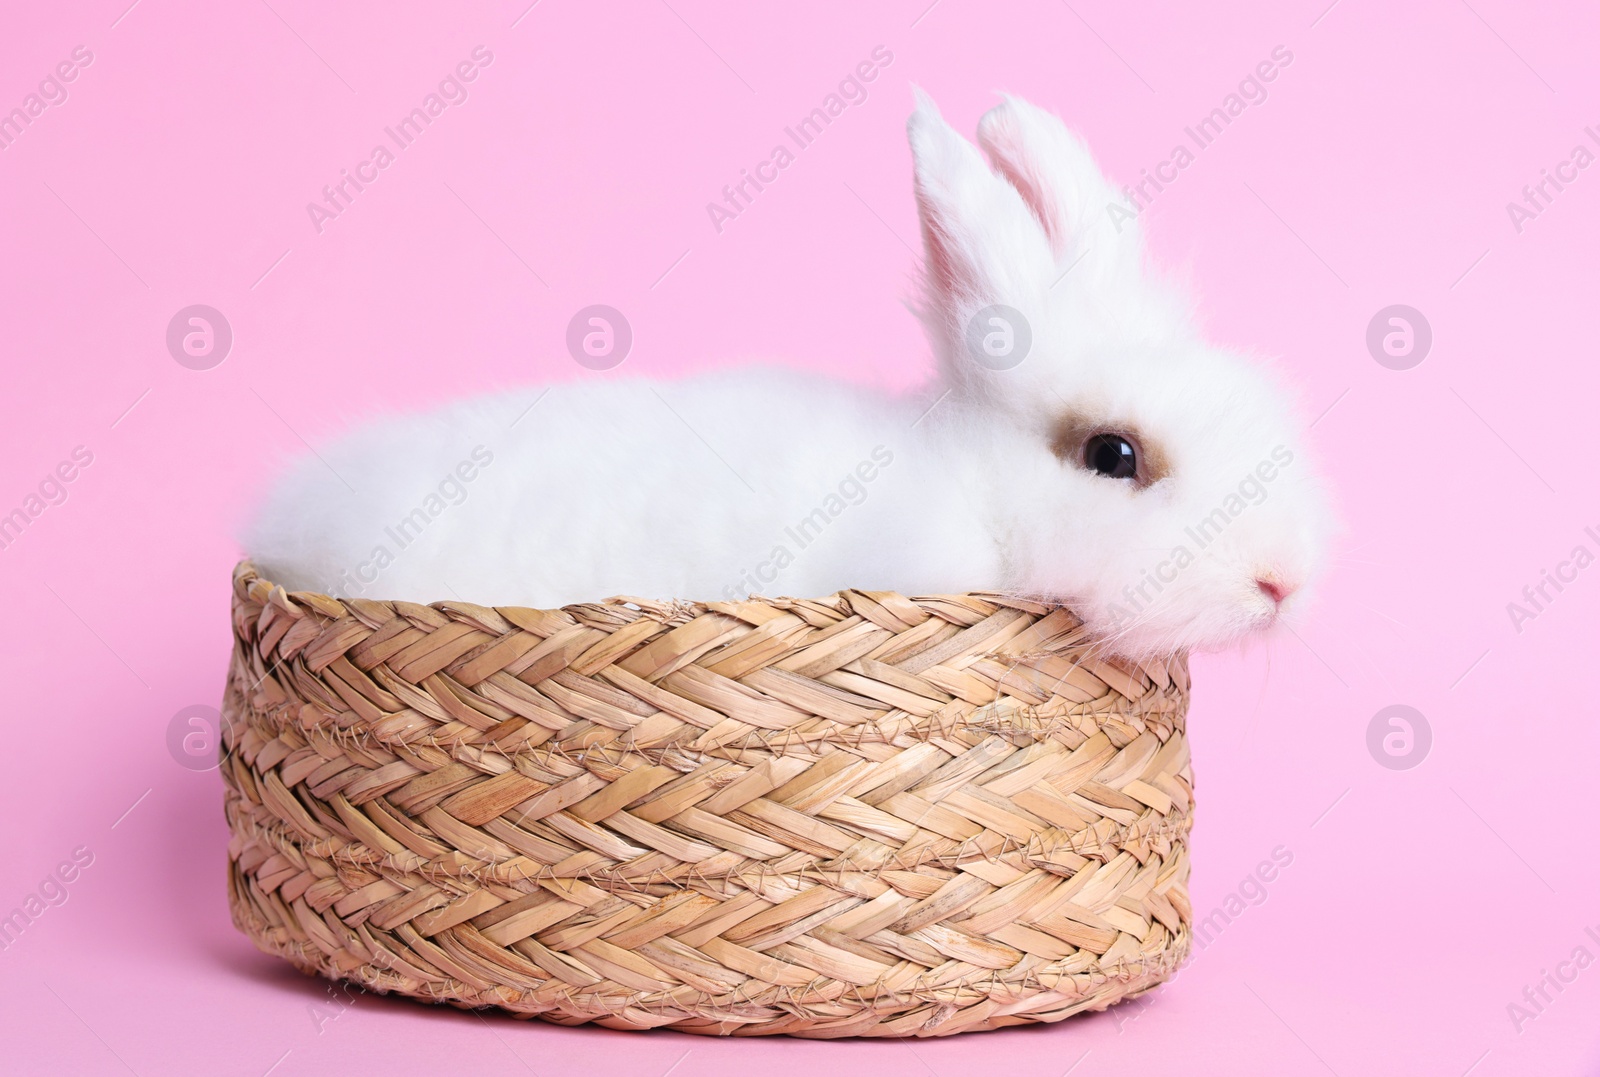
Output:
[221, 560, 1194, 1038]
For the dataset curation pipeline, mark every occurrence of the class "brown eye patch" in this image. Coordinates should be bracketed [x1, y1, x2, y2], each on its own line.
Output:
[1050, 412, 1169, 487]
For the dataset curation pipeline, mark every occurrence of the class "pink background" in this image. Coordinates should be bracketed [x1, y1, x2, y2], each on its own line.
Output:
[2, 0, 1597, 1073]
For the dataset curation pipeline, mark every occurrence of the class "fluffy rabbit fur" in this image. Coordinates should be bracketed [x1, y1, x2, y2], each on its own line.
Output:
[246, 92, 1329, 658]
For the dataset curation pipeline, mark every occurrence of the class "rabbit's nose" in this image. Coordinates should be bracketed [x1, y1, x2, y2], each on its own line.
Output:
[1256, 576, 1295, 605]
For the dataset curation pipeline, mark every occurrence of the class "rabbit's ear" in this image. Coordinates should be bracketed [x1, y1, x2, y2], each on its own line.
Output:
[977, 95, 1141, 274]
[908, 90, 1055, 386]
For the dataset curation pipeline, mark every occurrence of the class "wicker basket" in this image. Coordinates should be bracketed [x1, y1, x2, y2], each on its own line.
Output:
[221, 560, 1194, 1037]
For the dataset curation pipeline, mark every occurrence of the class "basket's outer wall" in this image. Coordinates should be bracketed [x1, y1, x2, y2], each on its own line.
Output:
[221, 561, 1194, 1038]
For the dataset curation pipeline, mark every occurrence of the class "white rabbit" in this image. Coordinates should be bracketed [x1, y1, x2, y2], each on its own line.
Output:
[245, 92, 1328, 658]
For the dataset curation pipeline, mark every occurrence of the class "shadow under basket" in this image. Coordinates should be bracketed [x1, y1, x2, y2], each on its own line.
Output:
[221, 560, 1194, 1038]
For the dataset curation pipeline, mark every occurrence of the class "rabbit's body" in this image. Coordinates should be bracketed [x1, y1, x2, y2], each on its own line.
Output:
[247, 92, 1330, 656]
[248, 367, 1004, 609]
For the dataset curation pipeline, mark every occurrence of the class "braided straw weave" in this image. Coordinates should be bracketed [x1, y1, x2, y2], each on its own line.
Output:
[221, 561, 1194, 1037]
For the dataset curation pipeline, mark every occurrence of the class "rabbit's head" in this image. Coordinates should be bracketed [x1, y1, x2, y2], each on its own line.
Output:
[909, 92, 1330, 657]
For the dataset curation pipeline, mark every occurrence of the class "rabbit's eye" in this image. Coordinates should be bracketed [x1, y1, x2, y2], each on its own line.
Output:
[1084, 433, 1138, 480]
